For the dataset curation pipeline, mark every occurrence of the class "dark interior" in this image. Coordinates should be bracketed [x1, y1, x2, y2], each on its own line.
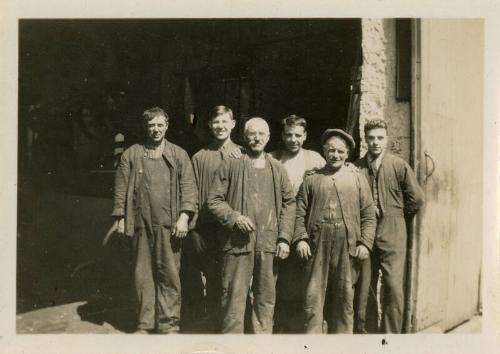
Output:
[19, 19, 361, 196]
[17, 18, 362, 323]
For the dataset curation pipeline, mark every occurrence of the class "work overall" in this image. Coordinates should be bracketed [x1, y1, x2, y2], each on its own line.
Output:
[220, 162, 279, 334]
[303, 182, 356, 334]
[133, 157, 182, 333]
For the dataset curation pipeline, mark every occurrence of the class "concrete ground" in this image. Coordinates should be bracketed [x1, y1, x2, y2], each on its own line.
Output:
[16, 191, 483, 335]
[16, 191, 214, 334]
[17, 302, 125, 334]
[16, 302, 483, 334]
[447, 315, 482, 333]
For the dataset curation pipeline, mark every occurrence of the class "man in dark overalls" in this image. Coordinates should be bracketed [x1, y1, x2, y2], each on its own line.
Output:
[354, 119, 424, 333]
[294, 129, 376, 333]
[112, 107, 197, 334]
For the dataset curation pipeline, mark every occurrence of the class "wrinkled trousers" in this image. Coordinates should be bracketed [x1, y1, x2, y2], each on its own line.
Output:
[133, 224, 181, 333]
[220, 250, 278, 334]
[181, 226, 222, 332]
[303, 221, 356, 334]
[274, 253, 304, 333]
[356, 214, 407, 333]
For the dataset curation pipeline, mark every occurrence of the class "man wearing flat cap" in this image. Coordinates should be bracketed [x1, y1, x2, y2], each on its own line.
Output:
[294, 128, 376, 333]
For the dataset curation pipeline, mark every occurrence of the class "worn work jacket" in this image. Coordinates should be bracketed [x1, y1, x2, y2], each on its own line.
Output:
[112, 140, 198, 236]
[354, 153, 424, 220]
[207, 153, 296, 253]
[191, 140, 241, 229]
[294, 164, 377, 256]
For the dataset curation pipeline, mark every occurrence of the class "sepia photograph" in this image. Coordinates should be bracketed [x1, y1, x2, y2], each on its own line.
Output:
[2, 0, 499, 353]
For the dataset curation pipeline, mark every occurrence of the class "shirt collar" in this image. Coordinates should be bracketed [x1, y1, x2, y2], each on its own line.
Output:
[367, 151, 385, 168]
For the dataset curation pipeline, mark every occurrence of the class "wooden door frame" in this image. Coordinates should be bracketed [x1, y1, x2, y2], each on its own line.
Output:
[404, 18, 422, 333]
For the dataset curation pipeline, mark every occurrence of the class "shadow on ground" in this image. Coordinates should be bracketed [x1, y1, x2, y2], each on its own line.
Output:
[17, 188, 136, 333]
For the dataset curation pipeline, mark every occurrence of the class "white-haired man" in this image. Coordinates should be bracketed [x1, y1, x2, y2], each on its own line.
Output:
[207, 117, 296, 333]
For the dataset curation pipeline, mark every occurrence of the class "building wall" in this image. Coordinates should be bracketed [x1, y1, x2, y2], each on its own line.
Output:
[359, 19, 411, 161]
[413, 19, 483, 332]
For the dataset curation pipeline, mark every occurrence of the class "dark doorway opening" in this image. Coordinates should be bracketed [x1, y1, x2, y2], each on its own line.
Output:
[19, 19, 362, 197]
[17, 19, 362, 324]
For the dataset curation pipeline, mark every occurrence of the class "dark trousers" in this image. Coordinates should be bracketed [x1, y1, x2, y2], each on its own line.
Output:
[181, 228, 222, 332]
[356, 215, 407, 333]
[354, 257, 377, 333]
[274, 254, 304, 333]
[133, 225, 181, 333]
[221, 250, 278, 333]
[303, 221, 356, 334]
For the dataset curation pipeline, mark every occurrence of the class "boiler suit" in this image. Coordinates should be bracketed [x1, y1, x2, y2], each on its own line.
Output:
[112, 141, 197, 333]
[354, 153, 424, 333]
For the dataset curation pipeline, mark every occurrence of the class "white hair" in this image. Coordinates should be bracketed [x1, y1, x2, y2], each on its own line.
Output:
[244, 117, 269, 134]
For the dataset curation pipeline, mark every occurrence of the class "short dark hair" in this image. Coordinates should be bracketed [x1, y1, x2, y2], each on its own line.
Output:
[281, 114, 307, 132]
[209, 105, 233, 121]
[142, 107, 169, 125]
[364, 119, 388, 135]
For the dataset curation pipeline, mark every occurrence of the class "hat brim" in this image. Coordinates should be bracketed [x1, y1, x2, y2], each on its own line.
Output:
[321, 129, 356, 151]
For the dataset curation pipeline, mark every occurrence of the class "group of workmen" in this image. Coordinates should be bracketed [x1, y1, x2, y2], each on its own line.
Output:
[111, 105, 424, 335]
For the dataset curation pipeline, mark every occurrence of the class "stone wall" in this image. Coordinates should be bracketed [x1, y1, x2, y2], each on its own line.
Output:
[359, 19, 411, 162]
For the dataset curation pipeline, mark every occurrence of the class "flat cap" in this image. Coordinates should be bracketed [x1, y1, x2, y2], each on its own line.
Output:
[321, 128, 356, 151]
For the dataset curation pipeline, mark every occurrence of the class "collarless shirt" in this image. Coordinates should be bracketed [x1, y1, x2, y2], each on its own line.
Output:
[271, 148, 326, 196]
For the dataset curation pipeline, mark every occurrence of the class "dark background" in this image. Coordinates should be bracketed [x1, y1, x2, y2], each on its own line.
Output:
[19, 18, 361, 196]
[17, 19, 362, 327]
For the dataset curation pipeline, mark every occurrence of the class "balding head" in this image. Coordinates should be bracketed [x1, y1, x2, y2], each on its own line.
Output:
[244, 117, 270, 155]
[244, 117, 270, 135]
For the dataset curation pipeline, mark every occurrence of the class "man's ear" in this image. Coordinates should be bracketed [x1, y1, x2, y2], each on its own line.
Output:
[230, 119, 236, 129]
[304, 131, 307, 141]
[165, 121, 169, 131]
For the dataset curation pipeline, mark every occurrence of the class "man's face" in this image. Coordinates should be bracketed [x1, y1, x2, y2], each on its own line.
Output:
[245, 123, 270, 153]
[208, 113, 236, 142]
[145, 115, 168, 144]
[282, 125, 307, 153]
[366, 128, 388, 157]
[323, 136, 349, 170]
